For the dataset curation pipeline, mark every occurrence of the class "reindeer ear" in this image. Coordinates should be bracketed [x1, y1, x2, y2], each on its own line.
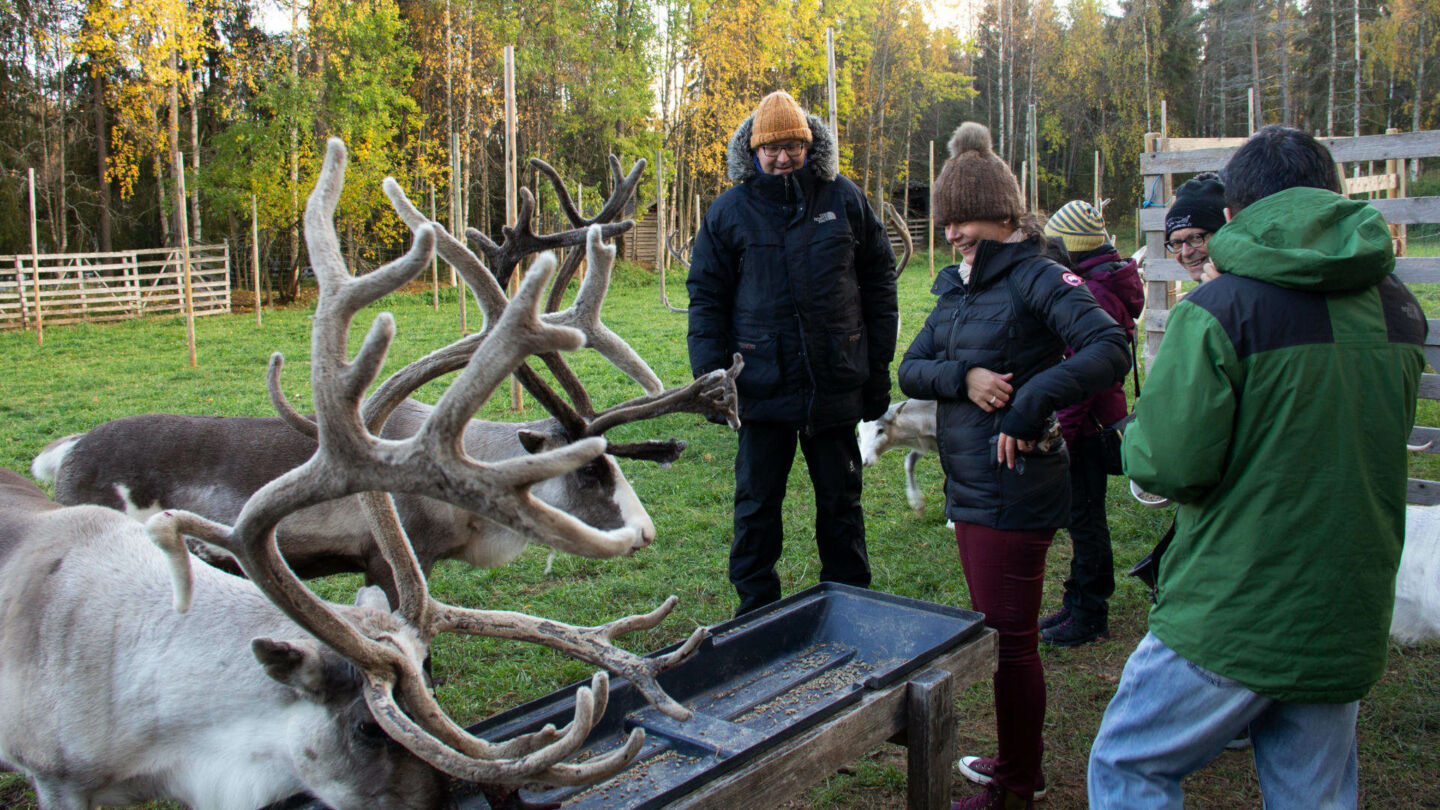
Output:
[607, 439, 687, 465]
[354, 585, 390, 612]
[517, 429, 549, 454]
[252, 638, 328, 697]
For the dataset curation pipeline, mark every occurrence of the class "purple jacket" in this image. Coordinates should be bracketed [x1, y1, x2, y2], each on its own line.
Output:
[1058, 247, 1143, 440]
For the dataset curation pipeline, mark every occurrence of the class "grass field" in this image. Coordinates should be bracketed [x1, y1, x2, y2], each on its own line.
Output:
[0, 250, 1437, 809]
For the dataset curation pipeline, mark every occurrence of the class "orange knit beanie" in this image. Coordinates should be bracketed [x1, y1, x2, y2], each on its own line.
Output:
[749, 91, 813, 148]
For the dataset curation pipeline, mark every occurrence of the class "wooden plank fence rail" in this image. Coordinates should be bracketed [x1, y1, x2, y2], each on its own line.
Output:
[0, 244, 230, 331]
[1138, 128, 1440, 507]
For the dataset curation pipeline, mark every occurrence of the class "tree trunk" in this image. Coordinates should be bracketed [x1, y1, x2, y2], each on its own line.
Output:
[154, 151, 172, 246]
[190, 69, 202, 242]
[169, 50, 182, 242]
[1328, 0, 1338, 135]
[286, 0, 301, 301]
[57, 42, 67, 253]
[1353, 0, 1361, 135]
[1250, 0, 1262, 126]
[1278, 0, 1292, 124]
[94, 73, 111, 252]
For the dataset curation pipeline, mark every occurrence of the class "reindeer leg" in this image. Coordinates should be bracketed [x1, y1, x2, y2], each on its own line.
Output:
[904, 450, 926, 516]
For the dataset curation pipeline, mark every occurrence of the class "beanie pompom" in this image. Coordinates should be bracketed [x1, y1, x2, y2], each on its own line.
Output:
[949, 122, 995, 159]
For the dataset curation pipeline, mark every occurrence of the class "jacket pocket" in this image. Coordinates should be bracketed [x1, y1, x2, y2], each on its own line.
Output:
[822, 326, 869, 388]
[992, 433, 1069, 513]
[733, 332, 783, 398]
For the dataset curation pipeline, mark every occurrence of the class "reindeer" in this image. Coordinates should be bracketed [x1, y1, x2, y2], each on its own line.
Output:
[1, 140, 706, 808]
[33, 156, 741, 606]
[857, 398, 938, 516]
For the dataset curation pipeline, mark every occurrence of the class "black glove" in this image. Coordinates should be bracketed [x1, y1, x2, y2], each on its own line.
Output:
[861, 376, 891, 422]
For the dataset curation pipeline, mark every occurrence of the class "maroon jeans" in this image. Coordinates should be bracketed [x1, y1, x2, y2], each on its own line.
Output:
[954, 521, 1055, 800]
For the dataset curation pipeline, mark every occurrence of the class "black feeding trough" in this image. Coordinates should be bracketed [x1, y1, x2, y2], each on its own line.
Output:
[280, 583, 984, 809]
[455, 583, 985, 809]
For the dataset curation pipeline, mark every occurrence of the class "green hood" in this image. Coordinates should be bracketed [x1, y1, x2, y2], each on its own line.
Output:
[1209, 186, 1395, 293]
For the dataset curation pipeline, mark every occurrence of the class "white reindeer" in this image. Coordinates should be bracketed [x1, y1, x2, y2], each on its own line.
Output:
[858, 399, 938, 516]
[1, 139, 710, 809]
[0, 469, 454, 810]
[1394, 502, 1440, 644]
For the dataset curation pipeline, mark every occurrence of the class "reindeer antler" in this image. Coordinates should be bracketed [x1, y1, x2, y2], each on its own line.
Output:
[379, 174, 742, 458]
[465, 152, 644, 291]
[149, 139, 705, 788]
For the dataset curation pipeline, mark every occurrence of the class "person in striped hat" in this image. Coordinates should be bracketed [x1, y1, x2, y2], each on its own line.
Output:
[1039, 201, 1144, 648]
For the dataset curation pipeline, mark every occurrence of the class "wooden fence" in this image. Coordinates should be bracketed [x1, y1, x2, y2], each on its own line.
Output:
[0, 244, 231, 331]
[1137, 127, 1440, 505]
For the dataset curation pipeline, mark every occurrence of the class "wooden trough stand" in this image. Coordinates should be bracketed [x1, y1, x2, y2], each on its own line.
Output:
[447, 584, 997, 810]
[661, 628, 996, 810]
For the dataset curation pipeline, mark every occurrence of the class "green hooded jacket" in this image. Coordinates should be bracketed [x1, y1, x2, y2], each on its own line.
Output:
[1124, 186, 1427, 703]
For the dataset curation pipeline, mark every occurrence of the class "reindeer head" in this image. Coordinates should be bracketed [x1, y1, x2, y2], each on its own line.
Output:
[253, 589, 454, 810]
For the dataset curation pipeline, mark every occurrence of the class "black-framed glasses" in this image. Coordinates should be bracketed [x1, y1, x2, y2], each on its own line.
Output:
[758, 142, 807, 157]
[1164, 232, 1211, 254]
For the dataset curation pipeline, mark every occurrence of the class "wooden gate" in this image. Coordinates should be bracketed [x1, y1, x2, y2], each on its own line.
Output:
[0, 244, 231, 331]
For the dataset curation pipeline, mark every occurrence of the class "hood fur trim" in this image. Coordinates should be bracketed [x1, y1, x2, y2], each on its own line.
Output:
[726, 113, 838, 183]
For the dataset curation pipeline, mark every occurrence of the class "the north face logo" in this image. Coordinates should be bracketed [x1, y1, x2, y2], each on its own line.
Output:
[814, 211, 837, 224]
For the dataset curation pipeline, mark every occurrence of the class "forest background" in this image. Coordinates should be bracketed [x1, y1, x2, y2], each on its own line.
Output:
[2, 0, 1433, 294]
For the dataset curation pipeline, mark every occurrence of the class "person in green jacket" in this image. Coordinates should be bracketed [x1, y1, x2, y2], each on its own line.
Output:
[1088, 126, 1427, 809]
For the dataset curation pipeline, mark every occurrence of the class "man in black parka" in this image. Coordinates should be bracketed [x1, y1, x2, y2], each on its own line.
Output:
[687, 91, 899, 617]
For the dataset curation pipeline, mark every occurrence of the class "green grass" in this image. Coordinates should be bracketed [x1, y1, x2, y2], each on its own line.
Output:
[1, 253, 1437, 809]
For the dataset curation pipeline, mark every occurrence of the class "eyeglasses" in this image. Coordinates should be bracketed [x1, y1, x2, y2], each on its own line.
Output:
[758, 142, 807, 157]
[1164, 232, 1211, 254]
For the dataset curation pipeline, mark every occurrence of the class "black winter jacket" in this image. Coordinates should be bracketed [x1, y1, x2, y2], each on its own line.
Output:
[898, 234, 1129, 530]
[686, 113, 899, 429]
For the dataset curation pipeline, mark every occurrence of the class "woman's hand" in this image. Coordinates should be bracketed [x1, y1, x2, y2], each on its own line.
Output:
[965, 367, 1014, 413]
[997, 433, 1036, 469]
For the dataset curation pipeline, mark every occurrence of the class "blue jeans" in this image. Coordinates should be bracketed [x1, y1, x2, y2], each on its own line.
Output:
[1089, 632, 1359, 810]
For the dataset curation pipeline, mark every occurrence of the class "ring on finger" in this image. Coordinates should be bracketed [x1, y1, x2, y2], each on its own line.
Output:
[988, 395, 997, 405]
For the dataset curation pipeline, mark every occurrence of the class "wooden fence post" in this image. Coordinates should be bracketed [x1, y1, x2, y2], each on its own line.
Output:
[504, 44, 522, 410]
[175, 153, 197, 367]
[14, 256, 29, 330]
[252, 194, 262, 326]
[28, 168, 43, 346]
[929, 140, 935, 279]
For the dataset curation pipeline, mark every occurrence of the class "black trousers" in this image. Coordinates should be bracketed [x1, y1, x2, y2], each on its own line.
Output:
[1061, 434, 1115, 623]
[730, 421, 870, 616]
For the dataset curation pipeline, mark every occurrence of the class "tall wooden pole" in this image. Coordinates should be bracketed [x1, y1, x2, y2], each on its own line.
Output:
[1093, 152, 1102, 210]
[174, 153, 196, 367]
[504, 44, 521, 409]
[452, 131, 466, 333]
[928, 140, 935, 279]
[27, 168, 43, 345]
[1027, 104, 1038, 211]
[826, 28, 838, 144]
[251, 193, 261, 326]
[429, 183, 439, 310]
[657, 149, 668, 306]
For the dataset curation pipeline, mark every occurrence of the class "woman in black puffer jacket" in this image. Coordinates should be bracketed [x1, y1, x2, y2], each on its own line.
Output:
[899, 123, 1128, 810]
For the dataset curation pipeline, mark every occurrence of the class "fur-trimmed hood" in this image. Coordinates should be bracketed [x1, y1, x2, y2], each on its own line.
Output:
[726, 113, 839, 183]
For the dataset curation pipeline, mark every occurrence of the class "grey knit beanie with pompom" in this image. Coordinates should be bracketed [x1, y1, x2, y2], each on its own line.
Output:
[931, 122, 1025, 226]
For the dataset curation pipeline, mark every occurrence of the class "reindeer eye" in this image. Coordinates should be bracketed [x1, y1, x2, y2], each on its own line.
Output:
[356, 720, 387, 741]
